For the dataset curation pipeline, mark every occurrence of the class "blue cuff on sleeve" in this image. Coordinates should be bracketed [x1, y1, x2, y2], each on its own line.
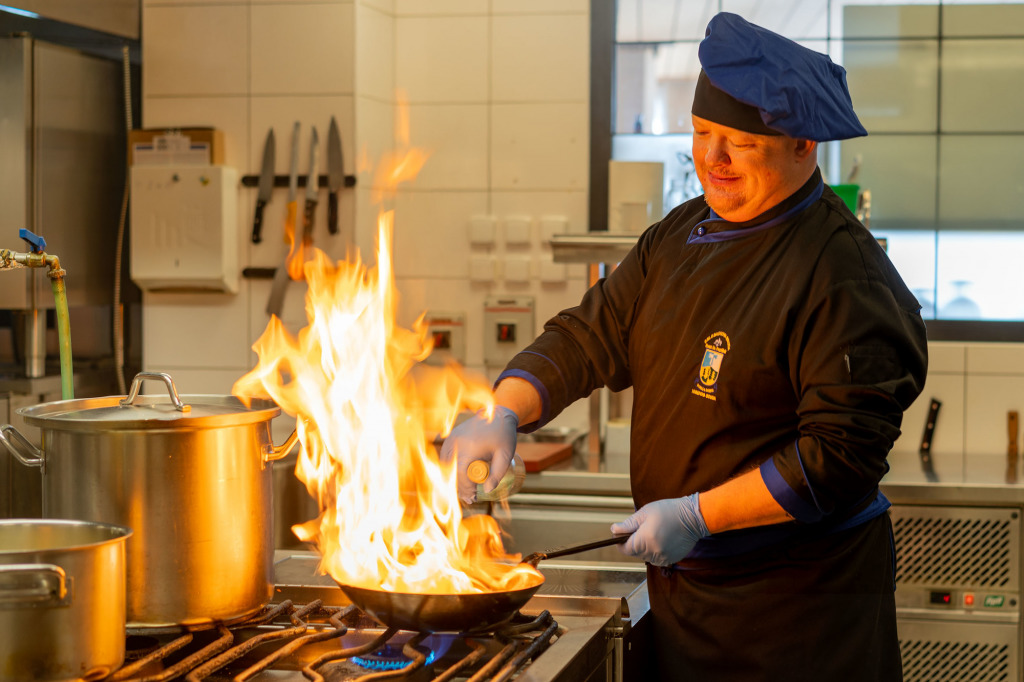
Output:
[496, 369, 549, 433]
[760, 457, 824, 524]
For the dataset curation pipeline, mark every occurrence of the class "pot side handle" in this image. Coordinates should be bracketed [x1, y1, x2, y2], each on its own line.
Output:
[0, 424, 44, 472]
[263, 429, 300, 466]
[0, 563, 72, 608]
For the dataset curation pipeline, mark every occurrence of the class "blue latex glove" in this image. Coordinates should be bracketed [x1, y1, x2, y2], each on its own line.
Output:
[610, 493, 710, 567]
[439, 406, 519, 504]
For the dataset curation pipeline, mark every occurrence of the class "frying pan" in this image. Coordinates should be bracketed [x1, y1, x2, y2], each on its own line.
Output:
[333, 535, 629, 633]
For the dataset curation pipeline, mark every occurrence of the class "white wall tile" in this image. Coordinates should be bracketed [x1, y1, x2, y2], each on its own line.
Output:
[492, 0, 588, 13]
[355, 97, 396, 190]
[927, 341, 966, 374]
[396, 17, 488, 103]
[405, 104, 489, 189]
[392, 191, 488, 278]
[492, 14, 588, 102]
[491, 103, 588, 190]
[358, 0, 394, 15]
[143, 5, 249, 96]
[394, 0, 487, 16]
[966, 343, 1024, 375]
[490, 190, 589, 281]
[965, 375, 1024, 457]
[141, 96, 250, 169]
[251, 3, 354, 96]
[143, 291, 251, 370]
[355, 4, 394, 101]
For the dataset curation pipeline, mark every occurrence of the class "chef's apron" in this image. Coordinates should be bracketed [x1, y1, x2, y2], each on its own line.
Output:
[643, 513, 901, 681]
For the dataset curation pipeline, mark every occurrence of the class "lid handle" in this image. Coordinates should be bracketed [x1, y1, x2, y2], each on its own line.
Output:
[120, 372, 191, 412]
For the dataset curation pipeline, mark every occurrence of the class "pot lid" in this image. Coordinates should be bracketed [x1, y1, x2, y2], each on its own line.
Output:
[17, 372, 280, 430]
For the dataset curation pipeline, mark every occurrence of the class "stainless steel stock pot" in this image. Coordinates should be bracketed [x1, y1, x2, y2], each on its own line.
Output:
[0, 372, 298, 627]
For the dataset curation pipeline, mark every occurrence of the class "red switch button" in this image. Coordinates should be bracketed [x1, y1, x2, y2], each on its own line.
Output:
[497, 323, 516, 342]
[964, 594, 975, 607]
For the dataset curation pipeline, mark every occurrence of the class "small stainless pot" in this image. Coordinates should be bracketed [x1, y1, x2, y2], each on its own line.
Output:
[0, 518, 131, 681]
[1, 372, 297, 627]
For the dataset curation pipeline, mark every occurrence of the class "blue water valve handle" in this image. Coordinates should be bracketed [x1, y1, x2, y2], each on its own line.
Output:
[19, 228, 46, 253]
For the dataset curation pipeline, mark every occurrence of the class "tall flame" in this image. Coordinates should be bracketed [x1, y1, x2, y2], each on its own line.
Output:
[233, 134, 540, 595]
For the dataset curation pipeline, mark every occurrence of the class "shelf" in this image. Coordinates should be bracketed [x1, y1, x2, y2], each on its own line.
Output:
[549, 233, 639, 264]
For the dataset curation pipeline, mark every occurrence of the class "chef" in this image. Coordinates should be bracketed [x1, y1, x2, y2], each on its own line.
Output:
[442, 12, 927, 681]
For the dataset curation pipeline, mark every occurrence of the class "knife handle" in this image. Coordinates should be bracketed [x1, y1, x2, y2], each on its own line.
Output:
[919, 398, 941, 453]
[303, 199, 316, 245]
[284, 201, 298, 245]
[1011, 411, 1020, 458]
[328, 192, 339, 235]
[252, 198, 266, 244]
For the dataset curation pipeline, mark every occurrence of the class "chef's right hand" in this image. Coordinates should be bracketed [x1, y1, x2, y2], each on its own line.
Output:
[439, 406, 519, 504]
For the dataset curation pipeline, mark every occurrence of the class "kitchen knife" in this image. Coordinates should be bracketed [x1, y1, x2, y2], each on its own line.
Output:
[303, 126, 320, 248]
[326, 116, 344, 236]
[266, 122, 301, 318]
[251, 128, 275, 244]
[918, 398, 941, 483]
[1008, 411, 1019, 484]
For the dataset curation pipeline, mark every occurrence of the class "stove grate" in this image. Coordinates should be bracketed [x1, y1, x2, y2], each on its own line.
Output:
[106, 601, 559, 682]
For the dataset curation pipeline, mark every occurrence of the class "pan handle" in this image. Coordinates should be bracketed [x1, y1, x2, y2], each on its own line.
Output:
[0, 424, 44, 473]
[120, 372, 191, 412]
[263, 429, 300, 468]
[523, 534, 630, 567]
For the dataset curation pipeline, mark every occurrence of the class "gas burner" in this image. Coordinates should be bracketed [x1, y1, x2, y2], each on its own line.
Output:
[351, 639, 440, 671]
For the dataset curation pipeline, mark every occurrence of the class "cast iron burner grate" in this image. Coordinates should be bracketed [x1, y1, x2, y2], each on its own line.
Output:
[107, 601, 560, 682]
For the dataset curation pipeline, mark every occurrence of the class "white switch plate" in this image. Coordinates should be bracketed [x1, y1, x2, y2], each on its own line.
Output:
[503, 255, 532, 282]
[469, 215, 497, 246]
[504, 215, 532, 245]
[483, 296, 534, 367]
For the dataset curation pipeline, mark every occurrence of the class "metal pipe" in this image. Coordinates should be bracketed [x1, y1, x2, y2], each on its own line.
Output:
[0, 248, 74, 399]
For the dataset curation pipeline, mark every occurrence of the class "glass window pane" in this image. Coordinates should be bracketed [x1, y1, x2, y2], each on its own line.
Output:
[872, 230, 938, 319]
[615, 43, 700, 134]
[839, 3, 938, 39]
[839, 135, 938, 228]
[844, 39, 938, 133]
[935, 232, 1024, 320]
[943, 3, 1024, 36]
[721, 0, 828, 38]
[941, 39, 1024, 133]
[616, 0, 715, 42]
[938, 135, 1024, 224]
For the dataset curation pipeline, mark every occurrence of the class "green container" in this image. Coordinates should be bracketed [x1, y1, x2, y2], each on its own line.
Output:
[830, 184, 860, 213]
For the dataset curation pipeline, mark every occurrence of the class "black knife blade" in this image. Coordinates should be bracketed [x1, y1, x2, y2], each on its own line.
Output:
[252, 128, 275, 244]
[327, 116, 344, 236]
[918, 398, 941, 483]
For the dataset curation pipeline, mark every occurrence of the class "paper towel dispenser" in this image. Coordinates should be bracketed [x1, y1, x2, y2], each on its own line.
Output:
[129, 165, 239, 293]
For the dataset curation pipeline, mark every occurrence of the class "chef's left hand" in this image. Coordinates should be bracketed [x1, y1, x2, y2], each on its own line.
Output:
[610, 493, 710, 566]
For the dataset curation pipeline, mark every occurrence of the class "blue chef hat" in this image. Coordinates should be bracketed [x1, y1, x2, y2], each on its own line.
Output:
[691, 12, 867, 142]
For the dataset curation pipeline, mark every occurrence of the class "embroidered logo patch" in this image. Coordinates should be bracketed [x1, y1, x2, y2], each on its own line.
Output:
[692, 331, 730, 402]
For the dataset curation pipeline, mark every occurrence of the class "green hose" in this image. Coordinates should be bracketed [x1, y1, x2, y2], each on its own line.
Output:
[50, 273, 74, 400]
[1, 248, 74, 400]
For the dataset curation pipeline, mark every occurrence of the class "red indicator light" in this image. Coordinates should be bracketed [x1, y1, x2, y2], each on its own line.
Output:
[964, 594, 975, 606]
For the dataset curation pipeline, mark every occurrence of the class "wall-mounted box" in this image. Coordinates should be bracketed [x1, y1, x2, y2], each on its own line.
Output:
[130, 165, 239, 293]
[424, 312, 466, 366]
[484, 296, 534, 367]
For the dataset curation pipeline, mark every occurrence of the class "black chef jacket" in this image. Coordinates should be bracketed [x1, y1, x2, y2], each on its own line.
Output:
[498, 168, 927, 680]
